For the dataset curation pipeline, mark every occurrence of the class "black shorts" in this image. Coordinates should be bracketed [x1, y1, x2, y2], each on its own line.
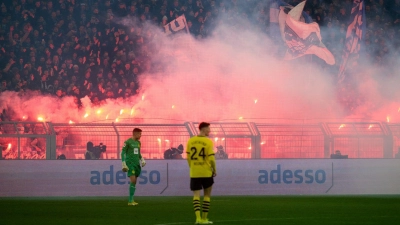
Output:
[190, 177, 214, 191]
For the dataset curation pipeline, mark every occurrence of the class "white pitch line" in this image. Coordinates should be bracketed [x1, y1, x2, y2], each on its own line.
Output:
[154, 217, 306, 225]
[154, 222, 191, 225]
[154, 215, 399, 225]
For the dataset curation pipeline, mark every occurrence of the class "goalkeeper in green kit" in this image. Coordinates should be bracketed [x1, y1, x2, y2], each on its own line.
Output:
[121, 128, 146, 206]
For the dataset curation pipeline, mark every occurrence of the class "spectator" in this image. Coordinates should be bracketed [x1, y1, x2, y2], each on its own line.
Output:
[164, 144, 184, 159]
[0, 0, 398, 107]
[215, 145, 228, 159]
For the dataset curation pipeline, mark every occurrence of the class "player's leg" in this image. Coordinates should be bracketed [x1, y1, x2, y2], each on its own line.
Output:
[193, 190, 202, 224]
[191, 178, 202, 224]
[201, 178, 214, 224]
[127, 174, 138, 205]
[127, 165, 140, 205]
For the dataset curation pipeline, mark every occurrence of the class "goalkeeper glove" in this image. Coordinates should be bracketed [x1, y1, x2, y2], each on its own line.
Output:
[141, 158, 146, 167]
[122, 161, 128, 172]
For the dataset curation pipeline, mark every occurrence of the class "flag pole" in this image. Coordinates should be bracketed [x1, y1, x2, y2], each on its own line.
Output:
[182, 14, 190, 34]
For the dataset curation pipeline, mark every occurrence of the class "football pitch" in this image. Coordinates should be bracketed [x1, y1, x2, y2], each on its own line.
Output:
[1, 196, 399, 225]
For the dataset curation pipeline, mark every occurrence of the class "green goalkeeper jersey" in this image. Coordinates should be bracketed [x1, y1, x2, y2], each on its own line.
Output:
[121, 138, 142, 165]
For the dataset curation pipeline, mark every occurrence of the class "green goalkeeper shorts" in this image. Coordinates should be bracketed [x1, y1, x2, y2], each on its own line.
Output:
[127, 164, 141, 177]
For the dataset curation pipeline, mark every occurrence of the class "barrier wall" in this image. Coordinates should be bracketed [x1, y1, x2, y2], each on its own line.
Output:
[0, 159, 399, 197]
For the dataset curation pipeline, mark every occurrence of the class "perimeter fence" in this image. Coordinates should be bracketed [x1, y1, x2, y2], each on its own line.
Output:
[0, 121, 397, 159]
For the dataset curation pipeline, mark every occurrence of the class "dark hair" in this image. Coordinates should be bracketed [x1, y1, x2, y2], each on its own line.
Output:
[198, 122, 210, 130]
[87, 141, 94, 149]
[133, 128, 142, 133]
[57, 154, 66, 159]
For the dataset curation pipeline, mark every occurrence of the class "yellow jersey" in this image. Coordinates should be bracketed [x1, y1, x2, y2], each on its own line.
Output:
[186, 135, 216, 178]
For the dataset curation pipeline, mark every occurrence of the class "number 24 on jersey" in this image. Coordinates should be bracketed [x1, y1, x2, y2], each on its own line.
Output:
[190, 147, 206, 160]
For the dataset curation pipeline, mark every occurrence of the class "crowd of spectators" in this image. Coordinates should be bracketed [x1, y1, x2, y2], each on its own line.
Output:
[0, 0, 400, 106]
[310, 0, 400, 68]
[1, 0, 400, 160]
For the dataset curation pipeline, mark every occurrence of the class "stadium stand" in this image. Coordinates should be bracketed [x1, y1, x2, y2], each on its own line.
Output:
[1, 0, 399, 103]
[1, 1, 400, 159]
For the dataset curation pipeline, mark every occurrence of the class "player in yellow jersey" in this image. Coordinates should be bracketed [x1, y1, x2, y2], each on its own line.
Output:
[186, 122, 217, 224]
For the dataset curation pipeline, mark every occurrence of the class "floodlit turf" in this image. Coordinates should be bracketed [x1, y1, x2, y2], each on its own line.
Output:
[0, 196, 399, 225]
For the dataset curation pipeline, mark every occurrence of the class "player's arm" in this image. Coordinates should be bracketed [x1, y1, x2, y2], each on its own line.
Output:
[208, 141, 217, 176]
[138, 141, 146, 167]
[209, 155, 217, 177]
[140, 151, 146, 167]
[121, 141, 128, 172]
[186, 141, 191, 167]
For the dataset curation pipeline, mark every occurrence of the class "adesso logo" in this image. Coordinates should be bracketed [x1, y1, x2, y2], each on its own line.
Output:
[258, 164, 327, 184]
[90, 165, 161, 185]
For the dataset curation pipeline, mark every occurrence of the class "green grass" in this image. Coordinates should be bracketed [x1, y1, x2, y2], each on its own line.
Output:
[1, 196, 399, 225]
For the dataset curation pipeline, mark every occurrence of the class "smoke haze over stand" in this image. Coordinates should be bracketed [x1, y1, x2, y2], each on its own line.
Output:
[1, 16, 400, 124]
[135, 24, 342, 123]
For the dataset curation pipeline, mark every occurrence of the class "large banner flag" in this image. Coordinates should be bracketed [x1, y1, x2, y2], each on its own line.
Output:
[338, 0, 366, 83]
[164, 14, 189, 35]
[270, 0, 312, 39]
[270, 0, 289, 24]
[269, 0, 313, 37]
[281, 1, 335, 65]
[278, 1, 312, 40]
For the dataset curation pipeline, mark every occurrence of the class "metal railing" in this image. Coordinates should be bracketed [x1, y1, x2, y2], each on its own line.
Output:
[49, 123, 119, 160]
[0, 121, 398, 159]
[0, 122, 55, 159]
[254, 123, 326, 158]
[191, 122, 258, 159]
[114, 123, 192, 159]
[323, 122, 391, 158]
